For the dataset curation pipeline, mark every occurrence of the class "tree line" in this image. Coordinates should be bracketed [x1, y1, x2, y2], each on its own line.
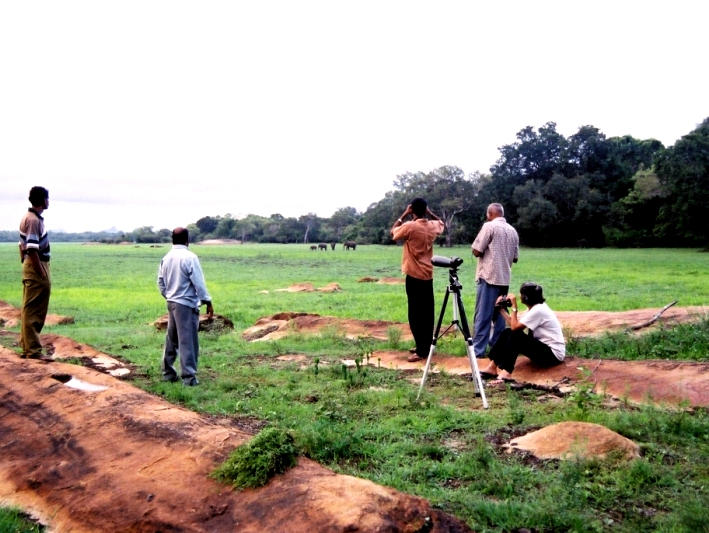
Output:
[2, 117, 706, 247]
[184, 116, 706, 248]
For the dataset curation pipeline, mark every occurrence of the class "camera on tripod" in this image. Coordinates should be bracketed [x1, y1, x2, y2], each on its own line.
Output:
[431, 256, 463, 269]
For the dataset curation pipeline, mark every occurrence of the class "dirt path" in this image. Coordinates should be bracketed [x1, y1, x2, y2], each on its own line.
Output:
[0, 346, 471, 533]
[372, 351, 709, 407]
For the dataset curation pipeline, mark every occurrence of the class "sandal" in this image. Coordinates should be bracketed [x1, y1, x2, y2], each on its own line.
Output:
[489, 377, 515, 385]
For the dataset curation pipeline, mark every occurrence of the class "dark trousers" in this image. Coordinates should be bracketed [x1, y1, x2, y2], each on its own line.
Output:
[406, 275, 434, 357]
[488, 328, 561, 373]
[162, 301, 200, 385]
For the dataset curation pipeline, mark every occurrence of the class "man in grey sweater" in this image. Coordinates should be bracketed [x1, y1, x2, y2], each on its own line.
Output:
[158, 227, 214, 386]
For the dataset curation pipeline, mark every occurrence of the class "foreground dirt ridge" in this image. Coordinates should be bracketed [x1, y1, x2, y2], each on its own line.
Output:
[0, 346, 472, 533]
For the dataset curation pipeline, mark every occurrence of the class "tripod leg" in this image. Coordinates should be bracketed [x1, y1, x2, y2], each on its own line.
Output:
[454, 291, 489, 409]
[417, 288, 450, 400]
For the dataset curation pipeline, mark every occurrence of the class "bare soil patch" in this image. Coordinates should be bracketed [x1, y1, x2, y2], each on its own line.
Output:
[0, 300, 74, 329]
[198, 239, 242, 245]
[557, 306, 707, 337]
[377, 277, 405, 285]
[0, 346, 471, 533]
[373, 351, 709, 407]
[271, 283, 342, 293]
[243, 306, 707, 345]
[244, 308, 709, 407]
[242, 312, 412, 342]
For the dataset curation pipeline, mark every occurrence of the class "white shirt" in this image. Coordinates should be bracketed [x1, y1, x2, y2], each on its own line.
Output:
[520, 302, 566, 360]
[157, 245, 211, 309]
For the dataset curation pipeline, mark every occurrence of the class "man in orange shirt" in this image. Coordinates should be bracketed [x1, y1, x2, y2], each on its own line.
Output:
[391, 198, 445, 362]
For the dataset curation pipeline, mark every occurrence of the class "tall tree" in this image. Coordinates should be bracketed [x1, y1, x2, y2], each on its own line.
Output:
[489, 122, 569, 217]
[655, 117, 709, 245]
[299, 212, 319, 243]
[328, 207, 360, 241]
[393, 165, 484, 247]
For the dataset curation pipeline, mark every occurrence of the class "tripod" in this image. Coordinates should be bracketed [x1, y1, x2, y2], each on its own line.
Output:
[416, 260, 489, 408]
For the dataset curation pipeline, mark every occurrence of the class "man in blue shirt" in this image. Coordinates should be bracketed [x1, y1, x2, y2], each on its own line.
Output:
[158, 227, 214, 386]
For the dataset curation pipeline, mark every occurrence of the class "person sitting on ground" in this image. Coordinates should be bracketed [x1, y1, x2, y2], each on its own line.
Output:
[479, 282, 565, 384]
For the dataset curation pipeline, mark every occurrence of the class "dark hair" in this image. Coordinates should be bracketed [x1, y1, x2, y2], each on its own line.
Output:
[29, 186, 49, 206]
[519, 282, 545, 306]
[172, 227, 189, 245]
[411, 197, 427, 217]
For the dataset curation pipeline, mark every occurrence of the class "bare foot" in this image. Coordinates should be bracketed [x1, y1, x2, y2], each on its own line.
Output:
[479, 363, 498, 375]
[489, 370, 514, 385]
[497, 370, 513, 381]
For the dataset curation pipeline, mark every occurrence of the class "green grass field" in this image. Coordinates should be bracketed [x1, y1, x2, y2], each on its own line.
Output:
[1, 243, 709, 532]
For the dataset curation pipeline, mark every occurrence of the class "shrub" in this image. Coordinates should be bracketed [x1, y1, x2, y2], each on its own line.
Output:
[211, 427, 297, 490]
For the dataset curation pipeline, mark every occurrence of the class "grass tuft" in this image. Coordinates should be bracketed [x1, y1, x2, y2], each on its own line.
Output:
[211, 427, 298, 490]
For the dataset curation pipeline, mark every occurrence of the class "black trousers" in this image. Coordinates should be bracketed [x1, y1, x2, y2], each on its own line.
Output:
[488, 328, 561, 373]
[406, 275, 434, 358]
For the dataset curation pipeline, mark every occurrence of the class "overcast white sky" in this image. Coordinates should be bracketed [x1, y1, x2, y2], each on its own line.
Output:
[1, 1, 706, 233]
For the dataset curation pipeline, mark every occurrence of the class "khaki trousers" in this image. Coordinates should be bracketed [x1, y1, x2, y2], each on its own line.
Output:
[20, 260, 51, 357]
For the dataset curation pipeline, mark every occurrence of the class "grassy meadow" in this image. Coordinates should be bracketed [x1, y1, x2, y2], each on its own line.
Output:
[1, 243, 709, 532]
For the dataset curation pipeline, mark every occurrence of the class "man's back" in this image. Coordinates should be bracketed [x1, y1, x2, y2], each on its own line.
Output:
[158, 245, 210, 308]
[472, 217, 518, 286]
[394, 219, 445, 280]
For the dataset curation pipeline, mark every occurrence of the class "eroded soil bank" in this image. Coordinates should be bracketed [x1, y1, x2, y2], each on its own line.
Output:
[0, 346, 471, 533]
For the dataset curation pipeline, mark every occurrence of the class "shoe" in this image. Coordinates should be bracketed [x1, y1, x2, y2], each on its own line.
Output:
[20, 354, 53, 362]
[162, 376, 179, 383]
[478, 371, 497, 380]
[407, 354, 424, 362]
[182, 378, 199, 386]
[408, 347, 417, 354]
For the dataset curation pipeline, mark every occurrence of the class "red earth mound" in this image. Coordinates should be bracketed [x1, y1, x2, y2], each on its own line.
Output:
[503, 422, 640, 460]
[243, 312, 413, 342]
[0, 346, 471, 533]
[0, 300, 74, 328]
[243, 306, 707, 343]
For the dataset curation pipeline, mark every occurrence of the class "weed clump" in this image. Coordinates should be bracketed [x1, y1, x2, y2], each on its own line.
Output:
[211, 427, 297, 490]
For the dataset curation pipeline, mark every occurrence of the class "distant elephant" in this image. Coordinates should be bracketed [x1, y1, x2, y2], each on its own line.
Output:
[330, 242, 336, 250]
[310, 245, 317, 250]
[344, 241, 357, 251]
[318, 243, 328, 250]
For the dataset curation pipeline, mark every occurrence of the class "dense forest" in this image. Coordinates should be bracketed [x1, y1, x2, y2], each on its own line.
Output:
[2, 118, 707, 247]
